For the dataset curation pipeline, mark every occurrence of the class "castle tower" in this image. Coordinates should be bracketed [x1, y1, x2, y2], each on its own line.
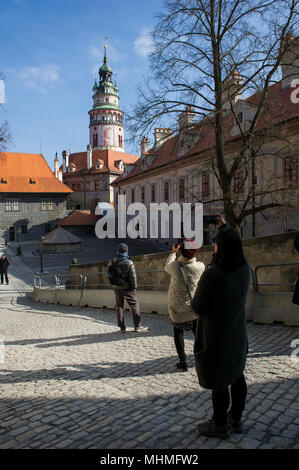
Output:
[281, 35, 299, 89]
[88, 43, 124, 152]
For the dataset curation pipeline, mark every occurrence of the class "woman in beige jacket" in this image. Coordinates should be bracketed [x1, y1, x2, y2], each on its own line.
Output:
[165, 239, 205, 371]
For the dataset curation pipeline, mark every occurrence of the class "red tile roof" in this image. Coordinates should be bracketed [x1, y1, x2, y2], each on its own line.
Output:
[0, 152, 72, 193]
[58, 211, 101, 226]
[62, 149, 139, 175]
[112, 81, 299, 185]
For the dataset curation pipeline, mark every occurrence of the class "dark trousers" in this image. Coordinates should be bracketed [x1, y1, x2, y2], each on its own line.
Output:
[212, 374, 247, 426]
[114, 289, 141, 328]
[173, 320, 197, 358]
[1, 272, 8, 284]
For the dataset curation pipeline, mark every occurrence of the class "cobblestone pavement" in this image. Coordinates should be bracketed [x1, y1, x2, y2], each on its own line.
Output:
[0, 290, 298, 450]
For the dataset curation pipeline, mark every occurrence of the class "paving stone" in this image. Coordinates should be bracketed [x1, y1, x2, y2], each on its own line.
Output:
[238, 437, 261, 449]
[0, 277, 298, 450]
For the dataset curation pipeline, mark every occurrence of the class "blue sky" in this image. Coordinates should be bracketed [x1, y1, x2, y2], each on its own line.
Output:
[0, 0, 162, 170]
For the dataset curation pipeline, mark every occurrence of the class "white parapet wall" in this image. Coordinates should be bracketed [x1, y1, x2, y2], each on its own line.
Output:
[250, 292, 299, 326]
[32, 287, 299, 326]
[32, 287, 169, 315]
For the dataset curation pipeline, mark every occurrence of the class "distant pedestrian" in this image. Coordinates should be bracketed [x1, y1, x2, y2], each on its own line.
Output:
[164, 239, 205, 372]
[0, 255, 9, 285]
[107, 243, 148, 332]
[192, 229, 250, 439]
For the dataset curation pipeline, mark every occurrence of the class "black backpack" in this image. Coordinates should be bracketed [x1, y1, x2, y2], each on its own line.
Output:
[107, 260, 127, 286]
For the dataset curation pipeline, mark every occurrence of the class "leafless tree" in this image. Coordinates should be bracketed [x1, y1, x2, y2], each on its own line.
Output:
[0, 72, 11, 150]
[128, 0, 299, 231]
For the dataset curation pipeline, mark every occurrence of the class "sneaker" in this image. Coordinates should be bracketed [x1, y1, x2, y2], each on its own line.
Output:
[228, 411, 243, 433]
[134, 325, 148, 332]
[120, 326, 126, 332]
[197, 418, 230, 439]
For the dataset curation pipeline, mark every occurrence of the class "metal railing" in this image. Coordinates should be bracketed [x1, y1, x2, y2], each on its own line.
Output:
[34, 270, 169, 292]
[254, 262, 299, 293]
[34, 263, 297, 295]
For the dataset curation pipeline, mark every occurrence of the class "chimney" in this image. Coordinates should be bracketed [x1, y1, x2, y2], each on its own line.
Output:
[140, 136, 150, 156]
[281, 35, 299, 89]
[87, 144, 93, 170]
[154, 128, 172, 149]
[222, 71, 243, 111]
[54, 153, 59, 179]
[179, 105, 195, 130]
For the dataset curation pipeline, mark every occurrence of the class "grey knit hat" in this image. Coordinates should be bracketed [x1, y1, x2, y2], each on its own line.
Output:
[116, 243, 129, 255]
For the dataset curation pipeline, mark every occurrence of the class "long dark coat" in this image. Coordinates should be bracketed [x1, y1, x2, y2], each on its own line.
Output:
[191, 262, 250, 391]
[0, 258, 9, 273]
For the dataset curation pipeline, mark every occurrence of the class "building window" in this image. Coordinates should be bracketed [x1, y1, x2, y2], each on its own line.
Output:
[284, 158, 297, 185]
[119, 135, 123, 147]
[179, 178, 185, 201]
[71, 183, 81, 192]
[41, 201, 54, 211]
[233, 171, 243, 193]
[151, 184, 156, 202]
[93, 133, 98, 147]
[164, 182, 169, 202]
[5, 200, 19, 212]
[100, 177, 108, 191]
[141, 186, 145, 203]
[131, 188, 135, 203]
[202, 174, 210, 197]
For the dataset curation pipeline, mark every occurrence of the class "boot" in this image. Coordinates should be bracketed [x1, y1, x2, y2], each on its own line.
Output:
[177, 354, 188, 372]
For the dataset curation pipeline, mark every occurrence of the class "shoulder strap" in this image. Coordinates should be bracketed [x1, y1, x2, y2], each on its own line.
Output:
[177, 261, 193, 301]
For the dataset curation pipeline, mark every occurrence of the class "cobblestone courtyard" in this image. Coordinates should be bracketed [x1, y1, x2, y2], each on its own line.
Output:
[0, 290, 298, 450]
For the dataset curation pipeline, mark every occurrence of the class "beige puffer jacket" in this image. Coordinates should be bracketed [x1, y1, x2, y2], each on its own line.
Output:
[164, 253, 205, 323]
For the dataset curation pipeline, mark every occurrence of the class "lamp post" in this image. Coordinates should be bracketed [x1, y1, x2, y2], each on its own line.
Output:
[35, 236, 48, 275]
[17, 227, 22, 256]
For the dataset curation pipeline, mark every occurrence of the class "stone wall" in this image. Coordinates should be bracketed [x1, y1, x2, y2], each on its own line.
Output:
[0, 194, 69, 242]
[69, 231, 299, 293]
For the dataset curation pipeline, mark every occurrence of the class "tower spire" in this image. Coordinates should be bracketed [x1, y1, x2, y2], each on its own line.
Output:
[104, 36, 108, 64]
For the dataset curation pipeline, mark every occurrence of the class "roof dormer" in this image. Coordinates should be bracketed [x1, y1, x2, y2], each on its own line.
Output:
[96, 159, 104, 170]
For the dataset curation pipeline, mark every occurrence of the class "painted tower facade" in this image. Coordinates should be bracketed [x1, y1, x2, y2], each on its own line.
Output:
[88, 45, 124, 152]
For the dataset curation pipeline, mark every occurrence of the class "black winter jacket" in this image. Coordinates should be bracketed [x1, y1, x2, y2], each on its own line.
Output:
[108, 257, 137, 291]
[0, 258, 9, 273]
[192, 262, 250, 391]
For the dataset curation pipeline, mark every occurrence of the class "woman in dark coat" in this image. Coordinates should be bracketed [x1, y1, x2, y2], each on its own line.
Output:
[192, 229, 250, 439]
